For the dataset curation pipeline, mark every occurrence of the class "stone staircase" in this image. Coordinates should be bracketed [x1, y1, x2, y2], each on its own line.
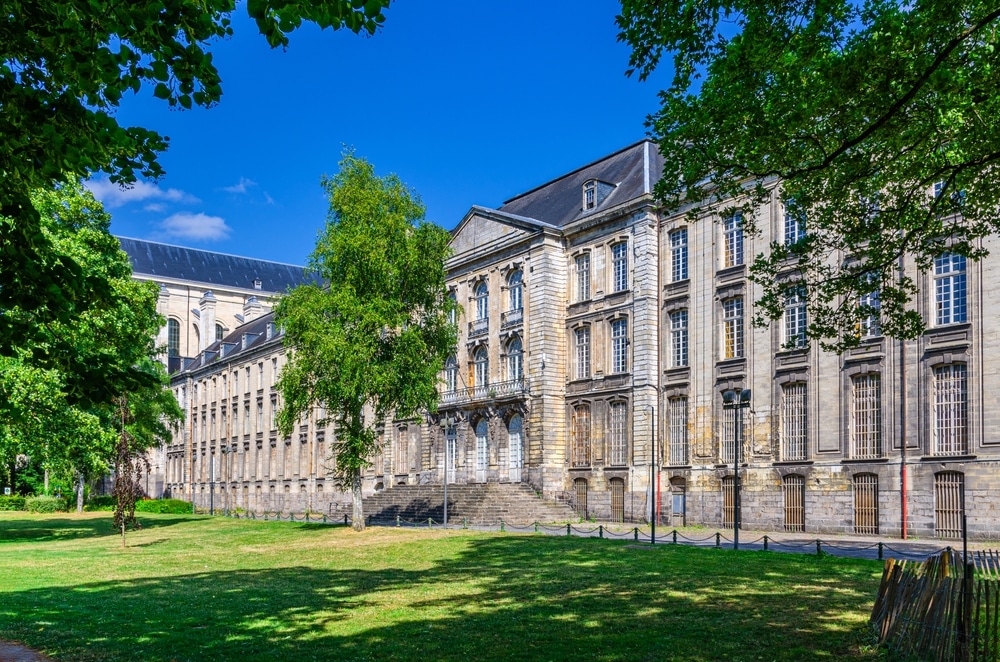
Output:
[361, 483, 578, 526]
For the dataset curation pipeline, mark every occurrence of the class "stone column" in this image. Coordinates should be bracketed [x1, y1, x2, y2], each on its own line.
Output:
[199, 291, 217, 352]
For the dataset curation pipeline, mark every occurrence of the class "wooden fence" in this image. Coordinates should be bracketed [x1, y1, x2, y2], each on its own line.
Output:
[871, 550, 1000, 661]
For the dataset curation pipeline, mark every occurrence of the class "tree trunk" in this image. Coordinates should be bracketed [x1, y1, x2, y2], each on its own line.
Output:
[76, 473, 85, 513]
[44, 468, 49, 495]
[351, 471, 364, 532]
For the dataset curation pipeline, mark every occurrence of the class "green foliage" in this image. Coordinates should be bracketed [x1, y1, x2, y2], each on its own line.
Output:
[276, 152, 458, 529]
[617, 1, 1000, 350]
[84, 495, 117, 512]
[0, 0, 389, 391]
[0, 496, 26, 511]
[25, 495, 67, 513]
[134, 499, 193, 514]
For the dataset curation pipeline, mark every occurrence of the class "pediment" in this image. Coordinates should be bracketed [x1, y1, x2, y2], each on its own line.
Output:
[449, 208, 542, 256]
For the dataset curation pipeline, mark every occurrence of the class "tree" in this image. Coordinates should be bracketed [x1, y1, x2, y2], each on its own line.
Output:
[276, 153, 458, 531]
[617, 1, 1000, 350]
[0, 0, 389, 381]
[0, 183, 182, 511]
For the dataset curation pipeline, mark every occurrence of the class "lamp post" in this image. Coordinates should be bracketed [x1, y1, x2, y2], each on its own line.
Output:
[440, 416, 455, 526]
[221, 445, 229, 516]
[209, 449, 215, 516]
[722, 389, 751, 550]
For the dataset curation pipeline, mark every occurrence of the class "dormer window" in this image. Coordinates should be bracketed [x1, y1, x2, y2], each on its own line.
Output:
[253, 278, 262, 290]
[584, 180, 596, 210]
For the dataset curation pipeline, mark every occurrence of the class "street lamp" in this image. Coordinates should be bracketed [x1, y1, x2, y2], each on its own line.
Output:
[221, 445, 229, 516]
[722, 388, 751, 550]
[644, 404, 656, 545]
[439, 416, 455, 526]
[209, 449, 215, 516]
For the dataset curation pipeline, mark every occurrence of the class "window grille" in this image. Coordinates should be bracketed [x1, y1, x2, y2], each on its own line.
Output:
[608, 402, 627, 466]
[934, 364, 968, 456]
[670, 228, 688, 282]
[670, 310, 688, 368]
[612, 242, 629, 292]
[781, 383, 807, 461]
[508, 270, 523, 312]
[611, 319, 628, 373]
[609, 478, 625, 523]
[575, 327, 591, 379]
[571, 405, 591, 467]
[783, 475, 805, 532]
[851, 374, 882, 458]
[720, 406, 749, 464]
[853, 474, 879, 535]
[934, 253, 967, 325]
[722, 297, 744, 359]
[935, 472, 964, 539]
[783, 287, 807, 348]
[576, 254, 590, 302]
[668, 397, 688, 465]
[723, 213, 744, 268]
[574, 478, 589, 518]
[506, 336, 523, 381]
[722, 476, 738, 528]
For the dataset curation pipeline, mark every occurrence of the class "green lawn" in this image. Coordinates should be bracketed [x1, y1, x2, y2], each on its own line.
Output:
[0, 512, 886, 661]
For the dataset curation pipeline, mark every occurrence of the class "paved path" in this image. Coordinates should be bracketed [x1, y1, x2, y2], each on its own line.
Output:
[0, 641, 54, 662]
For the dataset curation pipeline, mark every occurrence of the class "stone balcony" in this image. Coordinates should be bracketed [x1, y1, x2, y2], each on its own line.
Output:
[440, 378, 526, 406]
[501, 307, 523, 329]
[468, 318, 488, 339]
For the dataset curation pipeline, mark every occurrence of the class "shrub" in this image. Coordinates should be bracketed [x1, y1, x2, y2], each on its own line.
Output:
[0, 495, 26, 511]
[84, 495, 116, 512]
[134, 499, 192, 514]
[25, 495, 67, 513]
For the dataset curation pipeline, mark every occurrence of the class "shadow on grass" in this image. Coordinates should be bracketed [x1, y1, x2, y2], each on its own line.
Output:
[0, 533, 883, 662]
[0, 515, 196, 544]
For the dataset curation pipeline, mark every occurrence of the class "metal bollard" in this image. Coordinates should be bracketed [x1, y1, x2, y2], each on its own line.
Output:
[672, 530, 677, 544]
[500, 519, 505, 533]
[567, 523, 571, 536]
[878, 542, 883, 560]
[428, 518, 432, 528]
[535, 522, 539, 533]
[396, 515, 401, 527]
[715, 532, 721, 548]
[344, 514, 348, 525]
[816, 540, 822, 556]
[634, 527, 639, 542]
[463, 517, 468, 530]
[763, 535, 769, 551]
[599, 525, 604, 539]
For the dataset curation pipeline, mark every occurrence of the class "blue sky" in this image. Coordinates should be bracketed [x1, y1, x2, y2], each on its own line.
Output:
[89, 1, 671, 266]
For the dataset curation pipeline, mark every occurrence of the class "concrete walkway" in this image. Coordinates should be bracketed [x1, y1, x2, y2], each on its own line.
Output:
[0, 641, 55, 662]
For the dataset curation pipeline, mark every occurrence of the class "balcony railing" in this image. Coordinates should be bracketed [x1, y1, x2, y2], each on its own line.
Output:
[501, 307, 523, 329]
[439, 378, 526, 406]
[468, 318, 488, 338]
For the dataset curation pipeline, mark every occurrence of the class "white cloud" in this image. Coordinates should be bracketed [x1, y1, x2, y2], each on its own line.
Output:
[223, 177, 257, 194]
[264, 192, 275, 205]
[158, 212, 232, 241]
[144, 203, 167, 212]
[85, 177, 199, 208]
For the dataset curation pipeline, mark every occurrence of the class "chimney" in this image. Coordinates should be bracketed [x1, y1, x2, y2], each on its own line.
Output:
[244, 296, 262, 323]
[198, 291, 217, 352]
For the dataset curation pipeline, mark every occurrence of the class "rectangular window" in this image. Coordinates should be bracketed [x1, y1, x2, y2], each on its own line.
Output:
[935, 472, 964, 539]
[851, 374, 882, 458]
[784, 203, 806, 246]
[256, 400, 263, 430]
[571, 406, 591, 467]
[933, 364, 968, 456]
[611, 319, 628, 373]
[612, 242, 629, 292]
[270, 396, 277, 431]
[781, 383, 807, 461]
[668, 397, 688, 465]
[722, 297, 744, 359]
[670, 228, 688, 282]
[244, 403, 250, 433]
[934, 253, 967, 325]
[722, 476, 737, 527]
[783, 287, 807, 349]
[575, 253, 590, 302]
[720, 406, 749, 463]
[723, 213, 744, 268]
[783, 475, 805, 532]
[271, 357, 278, 386]
[608, 402, 627, 466]
[859, 286, 881, 339]
[669, 310, 688, 368]
[575, 327, 591, 380]
[258, 362, 264, 390]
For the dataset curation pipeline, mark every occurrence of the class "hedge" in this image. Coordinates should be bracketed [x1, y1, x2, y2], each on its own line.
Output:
[0, 495, 26, 511]
[25, 495, 67, 513]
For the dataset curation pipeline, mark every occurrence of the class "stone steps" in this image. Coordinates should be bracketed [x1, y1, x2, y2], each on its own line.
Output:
[362, 483, 577, 525]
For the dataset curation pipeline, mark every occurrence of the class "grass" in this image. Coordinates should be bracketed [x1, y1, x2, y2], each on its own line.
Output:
[0, 512, 888, 661]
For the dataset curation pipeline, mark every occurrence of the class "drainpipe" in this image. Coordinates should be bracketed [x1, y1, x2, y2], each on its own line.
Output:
[899, 251, 908, 540]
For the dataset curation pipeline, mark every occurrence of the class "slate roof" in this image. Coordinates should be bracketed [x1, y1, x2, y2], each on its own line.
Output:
[171, 311, 281, 377]
[496, 140, 663, 228]
[117, 236, 317, 293]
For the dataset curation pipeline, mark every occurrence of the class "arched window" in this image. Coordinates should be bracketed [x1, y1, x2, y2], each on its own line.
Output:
[508, 270, 523, 312]
[609, 478, 625, 523]
[571, 405, 591, 467]
[506, 336, 523, 382]
[574, 477, 588, 518]
[167, 318, 180, 357]
[474, 281, 489, 321]
[475, 418, 489, 482]
[215, 323, 225, 342]
[473, 346, 489, 390]
[508, 415, 523, 483]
